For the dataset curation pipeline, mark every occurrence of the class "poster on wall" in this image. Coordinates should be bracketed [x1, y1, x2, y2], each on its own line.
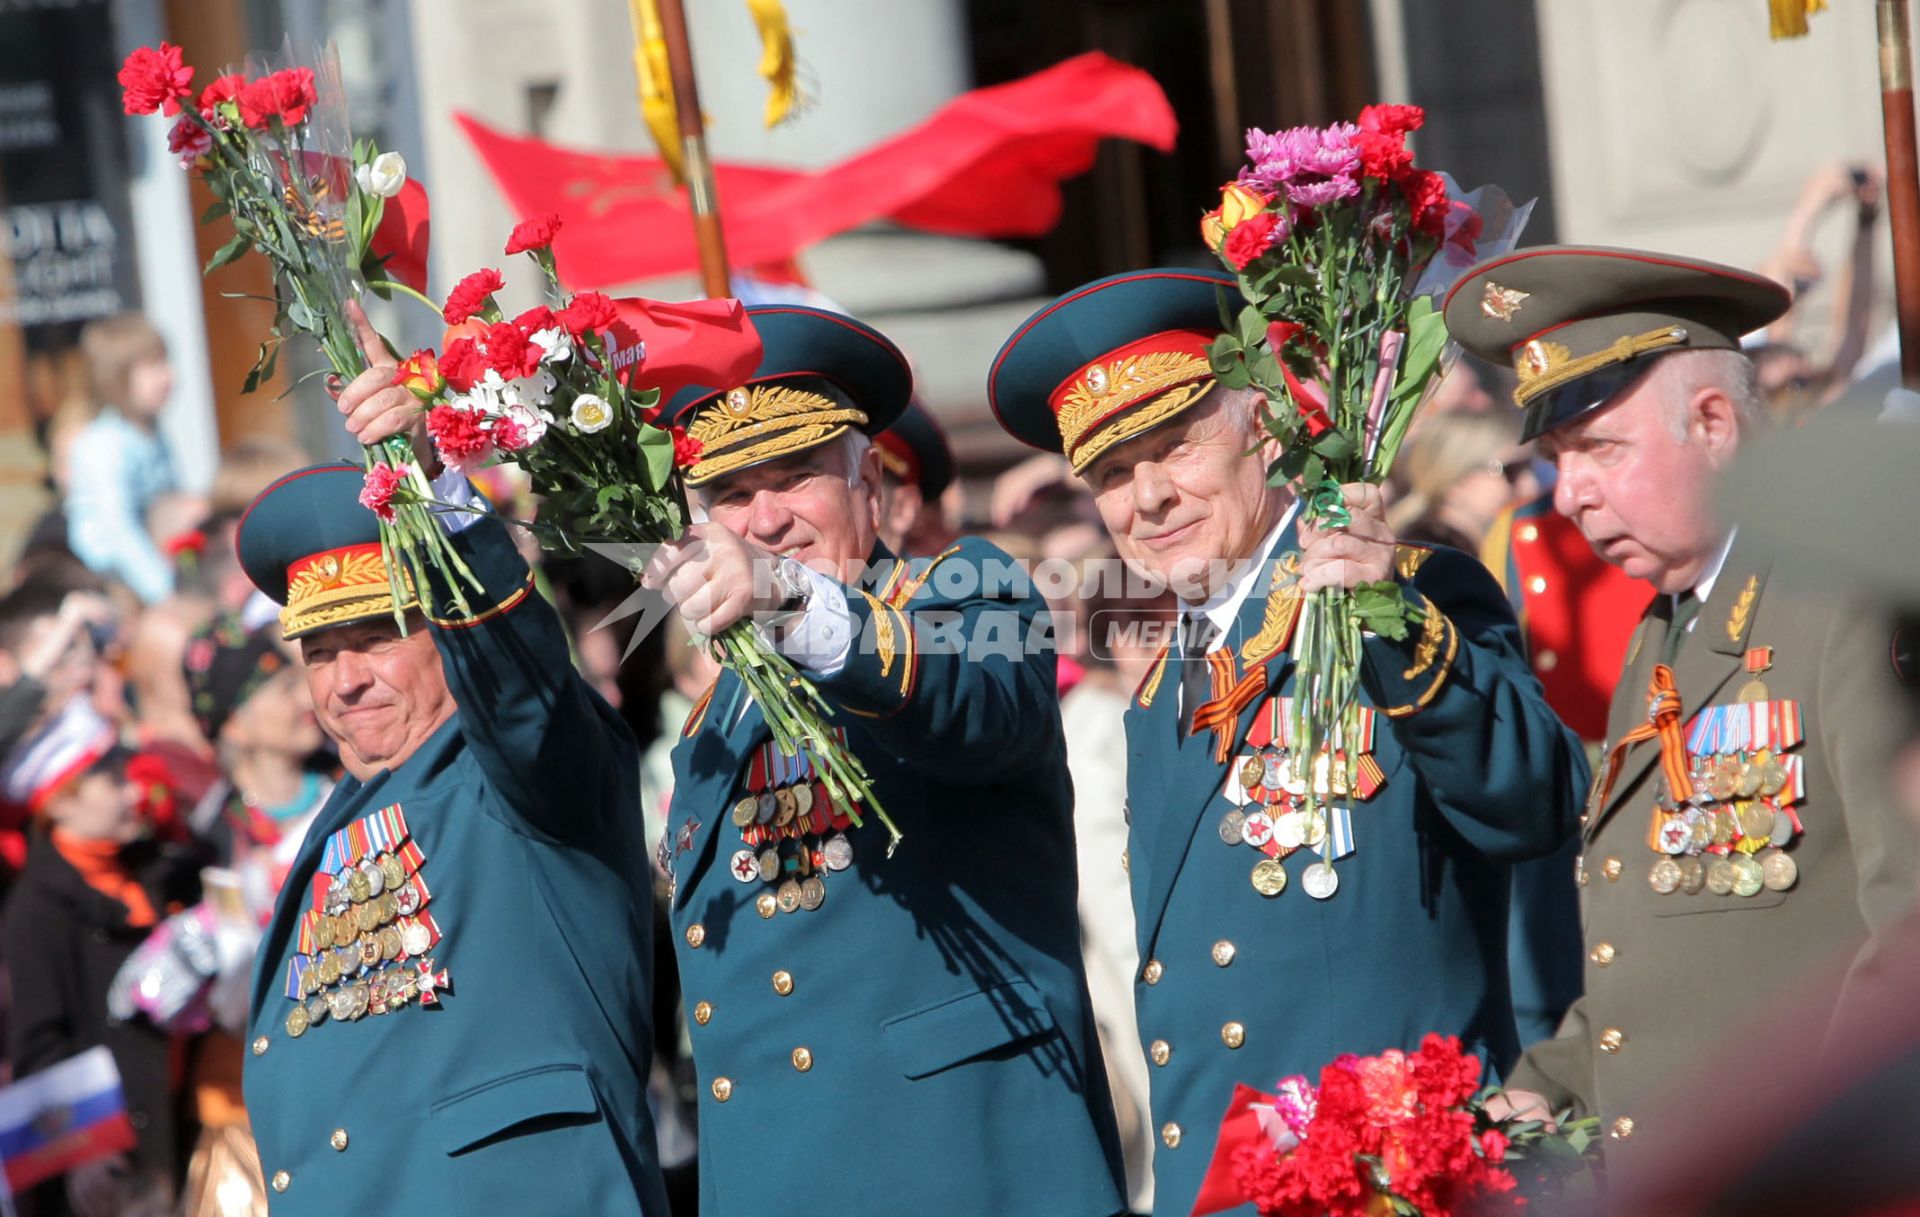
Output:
[0, 0, 142, 363]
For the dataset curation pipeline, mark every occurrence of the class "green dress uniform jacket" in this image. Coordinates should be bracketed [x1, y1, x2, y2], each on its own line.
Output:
[1126, 531, 1587, 1217]
[1506, 535, 1920, 1190]
[242, 518, 669, 1215]
[664, 537, 1128, 1217]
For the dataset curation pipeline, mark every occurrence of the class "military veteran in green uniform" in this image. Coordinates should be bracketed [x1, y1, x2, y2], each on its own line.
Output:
[989, 269, 1589, 1217]
[1444, 245, 1920, 1190]
[640, 305, 1128, 1217]
[236, 309, 669, 1214]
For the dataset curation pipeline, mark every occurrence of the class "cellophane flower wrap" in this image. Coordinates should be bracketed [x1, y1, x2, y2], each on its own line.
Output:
[1201, 104, 1532, 830]
[1192, 1035, 1600, 1217]
[118, 38, 473, 620]
[401, 223, 902, 848]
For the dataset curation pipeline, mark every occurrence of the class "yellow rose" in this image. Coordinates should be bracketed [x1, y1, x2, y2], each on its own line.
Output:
[1201, 182, 1270, 254]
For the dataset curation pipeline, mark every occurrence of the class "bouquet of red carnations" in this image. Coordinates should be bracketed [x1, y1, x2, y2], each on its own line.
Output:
[1200, 105, 1531, 829]
[1193, 1036, 1599, 1217]
[117, 39, 465, 618]
[389, 221, 902, 848]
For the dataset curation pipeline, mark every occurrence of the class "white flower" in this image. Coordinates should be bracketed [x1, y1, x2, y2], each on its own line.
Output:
[501, 402, 552, 447]
[530, 326, 572, 366]
[524, 369, 558, 407]
[570, 394, 614, 434]
[354, 151, 407, 199]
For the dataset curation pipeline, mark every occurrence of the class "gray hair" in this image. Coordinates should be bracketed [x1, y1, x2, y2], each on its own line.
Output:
[1654, 349, 1765, 441]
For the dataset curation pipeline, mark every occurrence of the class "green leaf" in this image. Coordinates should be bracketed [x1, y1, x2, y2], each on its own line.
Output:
[200, 199, 230, 224]
[1272, 265, 1316, 289]
[594, 483, 629, 515]
[639, 422, 675, 490]
[1236, 305, 1267, 350]
[1214, 359, 1251, 390]
[285, 298, 314, 331]
[1391, 297, 1449, 405]
[1215, 286, 1238, 332]
[1310, 427, 1357, 464]
[1350, 580, 1412, 642]
[204, 232, 249, 273]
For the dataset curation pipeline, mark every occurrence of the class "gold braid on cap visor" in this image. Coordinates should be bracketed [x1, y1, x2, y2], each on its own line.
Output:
[684, 383, 869, 486]
[280, 544, 418, 640]
[1511, 325, 1688, 408]
[1054, 349, 1215, 472]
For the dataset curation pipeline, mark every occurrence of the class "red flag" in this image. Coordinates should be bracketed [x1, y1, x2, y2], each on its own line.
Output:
[603, 297, 762, 401]
[456, 52, 1177, 287]
[370, 178, 431, 293]
[1191, 1083, 1272, 1217]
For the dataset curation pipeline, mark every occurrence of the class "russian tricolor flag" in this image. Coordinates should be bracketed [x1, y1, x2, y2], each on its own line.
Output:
[0, 1047, 137, 1193]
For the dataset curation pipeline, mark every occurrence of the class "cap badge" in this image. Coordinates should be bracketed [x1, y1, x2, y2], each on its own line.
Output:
[1481, 281, 1530, 321]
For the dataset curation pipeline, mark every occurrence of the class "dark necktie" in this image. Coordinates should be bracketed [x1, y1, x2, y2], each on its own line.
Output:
[1179, 614, 1218, 735]
[1662, 591, 1702, 666]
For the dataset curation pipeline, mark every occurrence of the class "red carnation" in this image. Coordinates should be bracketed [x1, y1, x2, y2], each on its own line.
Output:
[426, 404, 495, 475]
[1401, 169, 1452, 239]
[443, 268, 505, 325]
[198, 73, 244, 122]
[1223, 211, 1282, 271]
[119, 43, 195, 116]
[670, 426, 704, 469]
[359, 462, 410, 522]
[513, 305, 557, 333]
[438, 338, 486, 393]
[490, 413, 530, 453]
[558, 291, 618, 338]
[237, 67, 317, 130]
[480, 321, 541, 380]
[505, 213, 563, 255]
[1358, 103, 1424, 139]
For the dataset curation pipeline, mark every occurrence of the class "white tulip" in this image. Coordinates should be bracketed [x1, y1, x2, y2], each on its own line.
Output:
[355, 151, 407, 199]
[571, 394, 614, 434]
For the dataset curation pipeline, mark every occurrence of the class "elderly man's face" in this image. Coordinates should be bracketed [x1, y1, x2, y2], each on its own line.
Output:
[696, 441, 884, 581]
[299, 616, 455, 779]
[1080, 392, 1288, 602]
[1539, 367, 1737, 595]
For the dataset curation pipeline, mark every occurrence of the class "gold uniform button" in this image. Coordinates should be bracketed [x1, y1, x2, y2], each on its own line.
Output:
[792, 1047, 813, 1072]
[1534, 648, 1558, 673]
[693, 1001, 713, 1026]
[1142, 960, 1163, 985]
[329, 1128, 348, 1152]
[1221, 1021, 1246, 1049]
[271, 1170, 290, 1193]
[1603, 857, 1624, 882]
[1599, 1027, 1626, 1054]
[1211, 940, 1236, 967]
[1590, 942, 1616, 967]
[251, 1036, 269, 1057]
[711, 1077, 733, 1102]
[1609, 1115, 1635, 1141]
[772, 970, 794, 996]
[1161, 1122, 1183, 1149]
[1149, 1039, 1170, 1066]
[1528, 575, 1548, 595]
[686, 923, 706, 948]
[1518, 523, 1540, 543]
[756, 892, 778, 918]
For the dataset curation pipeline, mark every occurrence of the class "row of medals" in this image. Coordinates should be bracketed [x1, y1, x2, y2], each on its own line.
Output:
[1648, 748, 1798, 899]
[287, 852, 435, 1036]
[1221, 748, 1341, 901]
[727, 781, 855, 917]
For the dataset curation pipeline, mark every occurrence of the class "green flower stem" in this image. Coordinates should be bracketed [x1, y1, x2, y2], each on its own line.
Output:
[366, 278, 442, 314]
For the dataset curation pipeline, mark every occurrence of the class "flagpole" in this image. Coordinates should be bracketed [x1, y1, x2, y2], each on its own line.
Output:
[1879, 0, 1920, 386]
[654, 0, 733, 299]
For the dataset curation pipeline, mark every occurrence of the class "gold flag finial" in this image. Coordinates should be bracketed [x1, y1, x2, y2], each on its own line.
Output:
[1770, 0, 1829, 39]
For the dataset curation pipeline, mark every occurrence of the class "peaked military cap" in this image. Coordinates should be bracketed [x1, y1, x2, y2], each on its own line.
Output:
[874, 398, 955, 501]
[988, 268, 1237, 473]
[1443, 245, 1791, 442]
[659, 305, 911, 488]
[236, 461, 419, 640]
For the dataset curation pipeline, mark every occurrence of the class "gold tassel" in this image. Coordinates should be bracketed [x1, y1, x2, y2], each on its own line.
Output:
[746, 0, 803, 129]
[1769, 0, 1828, 40]
[628, 0, 685, 180]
